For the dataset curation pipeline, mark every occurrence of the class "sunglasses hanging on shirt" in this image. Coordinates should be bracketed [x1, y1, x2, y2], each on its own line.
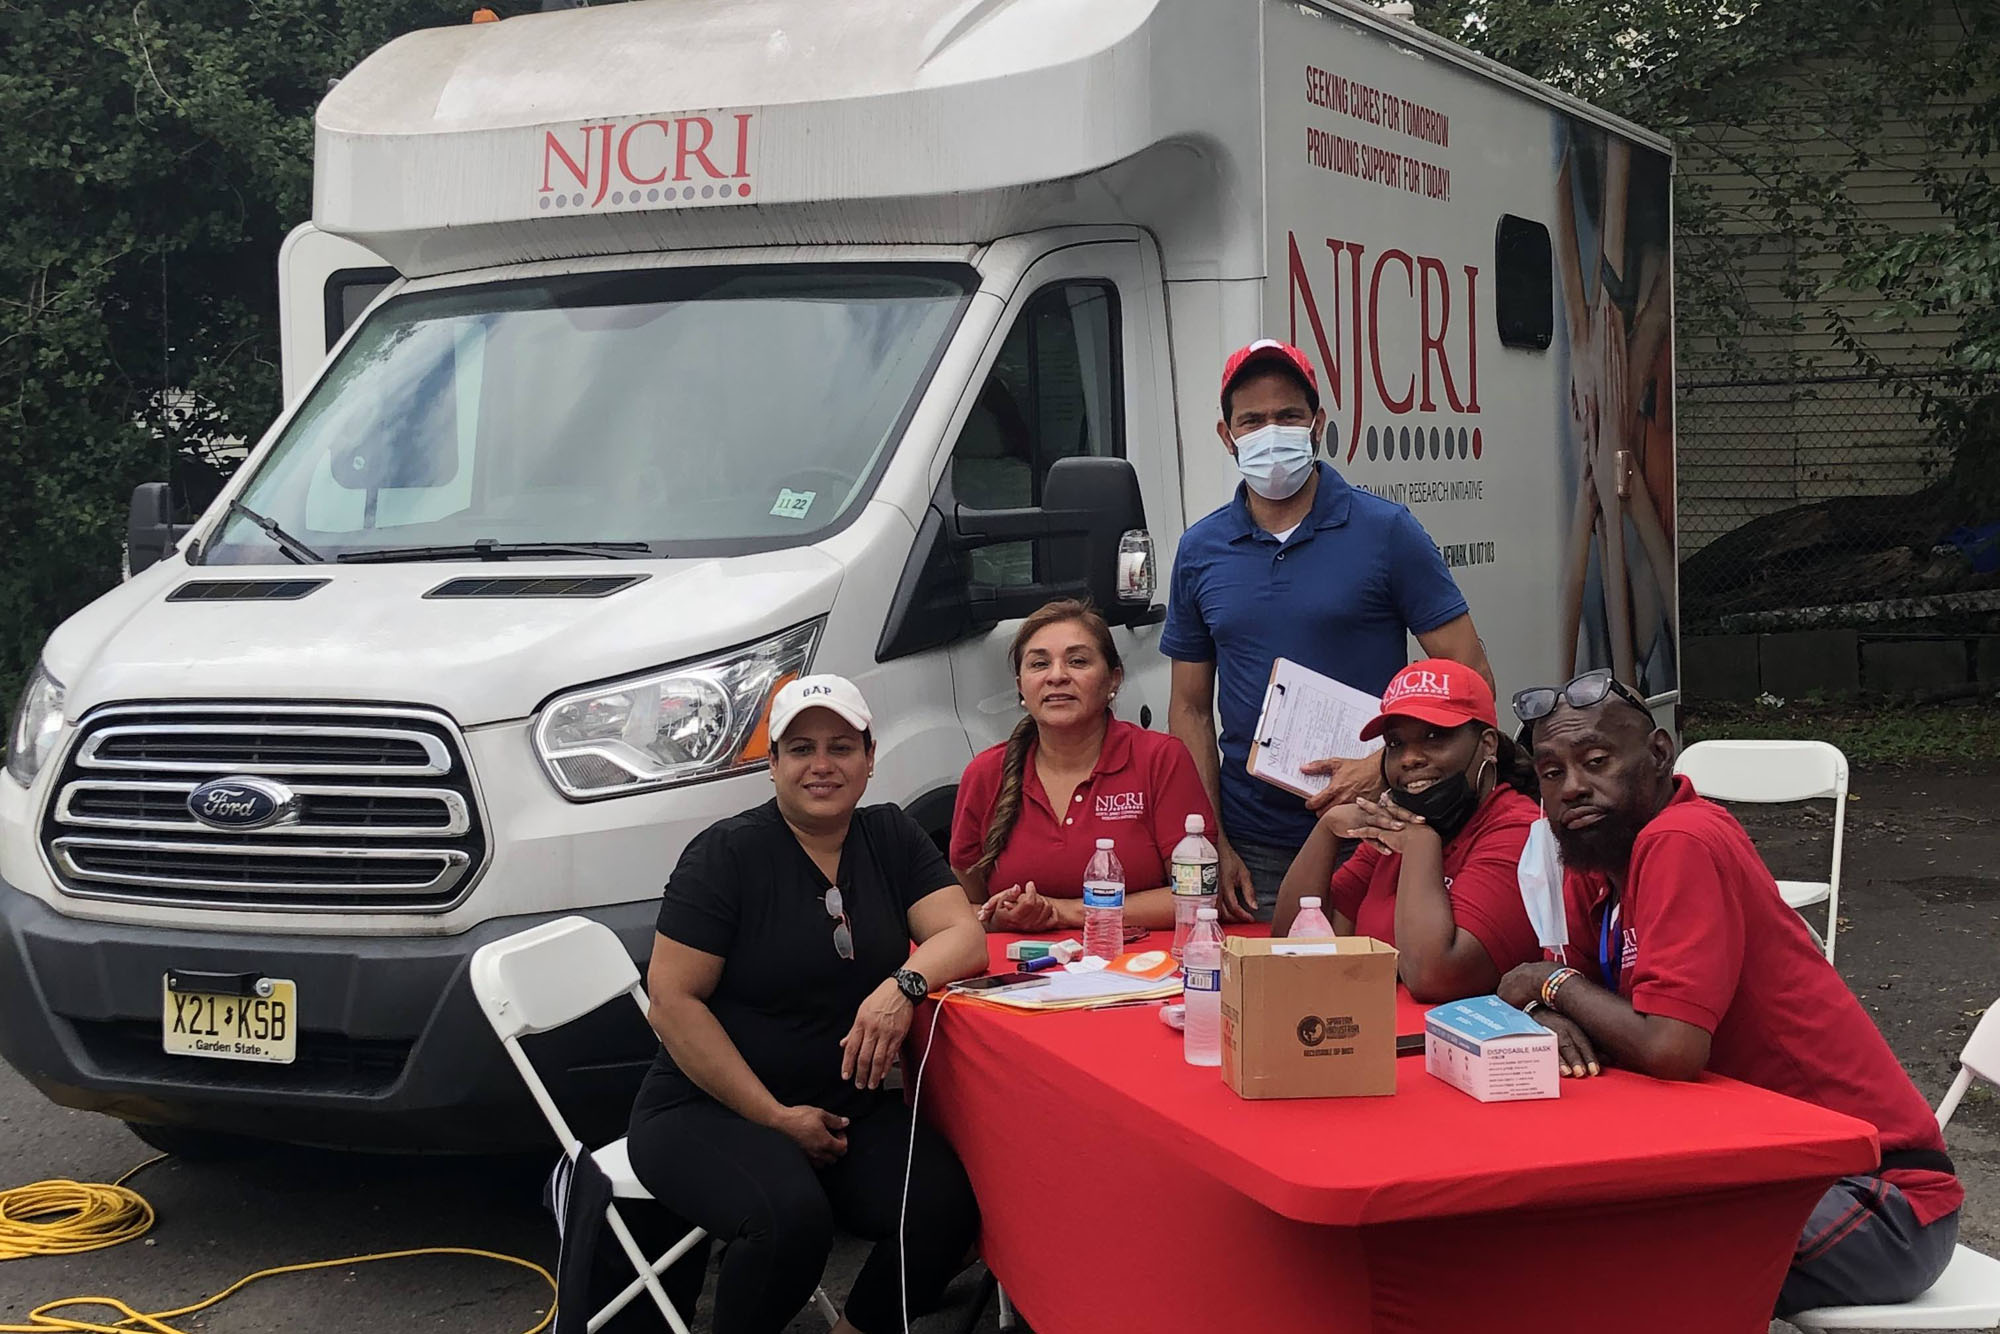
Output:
[823, 887, 854, 961]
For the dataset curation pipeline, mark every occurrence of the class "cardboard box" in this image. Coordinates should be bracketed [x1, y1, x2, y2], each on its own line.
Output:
[1219, 936, 1397, 1099]
[1424, 995, 1559, 1102]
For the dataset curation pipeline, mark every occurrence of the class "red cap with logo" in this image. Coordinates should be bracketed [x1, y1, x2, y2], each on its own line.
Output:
[1219, 339, 1320, 414]
[1358, 658, 1498, 741]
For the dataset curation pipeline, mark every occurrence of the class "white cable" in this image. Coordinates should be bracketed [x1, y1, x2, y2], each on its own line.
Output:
[899, 995, 951, 1334]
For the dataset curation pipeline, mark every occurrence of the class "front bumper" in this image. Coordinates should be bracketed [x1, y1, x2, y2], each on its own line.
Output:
[0, 877, 660, 1152]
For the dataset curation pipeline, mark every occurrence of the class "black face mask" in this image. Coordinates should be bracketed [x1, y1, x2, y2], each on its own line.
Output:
[1385, 757, 1491, 844]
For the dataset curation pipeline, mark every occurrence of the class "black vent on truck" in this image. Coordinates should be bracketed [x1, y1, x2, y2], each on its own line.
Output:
[169, 579, 329, 602]
[424, 575, 649, 599]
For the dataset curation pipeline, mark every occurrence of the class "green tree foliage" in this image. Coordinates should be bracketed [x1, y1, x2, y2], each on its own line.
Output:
[0, 0, 479, 707]
[1422, 0, 2000, 393]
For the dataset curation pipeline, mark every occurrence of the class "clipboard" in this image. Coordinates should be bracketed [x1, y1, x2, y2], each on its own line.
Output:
[1245, 658, 1384, 799]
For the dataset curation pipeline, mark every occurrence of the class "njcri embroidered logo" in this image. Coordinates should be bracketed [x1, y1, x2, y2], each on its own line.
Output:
[1093, 792, 1145, 821]
[1382, 668, 1455, 706]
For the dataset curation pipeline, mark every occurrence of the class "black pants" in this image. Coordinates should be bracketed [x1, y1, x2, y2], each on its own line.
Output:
[626, 1092, 979, 1334]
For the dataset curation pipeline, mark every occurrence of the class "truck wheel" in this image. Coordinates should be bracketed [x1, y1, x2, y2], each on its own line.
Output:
[125, 1122, 267, 1161]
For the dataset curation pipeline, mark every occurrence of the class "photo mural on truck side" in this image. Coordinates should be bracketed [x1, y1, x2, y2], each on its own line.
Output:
[1550, 118, 1677, 698]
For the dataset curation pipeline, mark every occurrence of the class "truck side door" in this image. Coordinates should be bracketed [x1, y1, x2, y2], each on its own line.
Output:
[939, 237, 1181, 758]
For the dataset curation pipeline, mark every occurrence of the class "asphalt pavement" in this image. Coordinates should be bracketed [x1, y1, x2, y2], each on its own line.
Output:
[1, 771, 1995, 1334]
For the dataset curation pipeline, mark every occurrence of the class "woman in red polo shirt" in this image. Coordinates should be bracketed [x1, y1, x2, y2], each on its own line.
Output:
[1272, 659, 1541, 1001]
[951, 600, 1216, 932]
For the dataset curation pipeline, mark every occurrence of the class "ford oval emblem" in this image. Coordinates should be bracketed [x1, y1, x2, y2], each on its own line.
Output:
[186, 777, 298, 831]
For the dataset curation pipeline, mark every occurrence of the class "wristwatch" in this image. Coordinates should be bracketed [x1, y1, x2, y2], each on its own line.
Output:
[893, 968, 929, 1003]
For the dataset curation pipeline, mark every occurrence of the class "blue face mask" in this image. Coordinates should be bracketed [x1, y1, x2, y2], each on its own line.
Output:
[1232, 424, 1317, 500]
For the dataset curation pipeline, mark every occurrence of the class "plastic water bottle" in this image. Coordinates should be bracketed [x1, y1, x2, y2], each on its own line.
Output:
[1290, 896, 1336, 938]
[1170, 814, 1220, 960]
[1183, 908, 1223, 1067]
[1081, 839, 1126, 962]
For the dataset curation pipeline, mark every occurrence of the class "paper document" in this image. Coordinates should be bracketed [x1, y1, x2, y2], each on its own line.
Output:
[972, 968, 1181, 1011]
[1246, 658, 1383, 798]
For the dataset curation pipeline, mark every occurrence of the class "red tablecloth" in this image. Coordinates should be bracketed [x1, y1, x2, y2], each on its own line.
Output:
[918, 930, 1879, 1334]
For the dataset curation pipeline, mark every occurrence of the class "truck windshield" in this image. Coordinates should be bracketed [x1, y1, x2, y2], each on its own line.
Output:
[203, 265, 974, 563]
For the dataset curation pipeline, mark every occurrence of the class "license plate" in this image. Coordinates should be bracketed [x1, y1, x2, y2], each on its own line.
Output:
[162, 976, 297, 1065]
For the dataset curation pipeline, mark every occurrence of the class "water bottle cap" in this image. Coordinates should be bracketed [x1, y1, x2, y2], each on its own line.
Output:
[1196, 908, 1218, 921]
[1095, 838, 1115, 850]
[1184, 814, 1204, 834]
[1300, 896, 1321, 908]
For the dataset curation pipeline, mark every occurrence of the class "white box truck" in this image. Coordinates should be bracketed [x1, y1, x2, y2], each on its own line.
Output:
[0, 0, 1677, 1150]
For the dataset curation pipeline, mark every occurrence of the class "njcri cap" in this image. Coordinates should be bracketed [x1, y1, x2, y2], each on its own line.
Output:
[1358, 658, 1499, 741]
[1220, 339, 1321, 415]
[768, 675, 874, 742]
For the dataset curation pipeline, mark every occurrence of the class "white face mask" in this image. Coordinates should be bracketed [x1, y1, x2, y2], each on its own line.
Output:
[1231, 424, 1318, 500]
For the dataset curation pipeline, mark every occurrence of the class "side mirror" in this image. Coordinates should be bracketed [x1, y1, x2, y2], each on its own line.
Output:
[876, 457, 1158, 662]
[126, 482, 191, 578]
[1026, 456, 1154, 616]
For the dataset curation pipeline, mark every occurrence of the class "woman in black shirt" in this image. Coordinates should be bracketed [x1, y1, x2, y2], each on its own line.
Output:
[630, 674, 988, 1334]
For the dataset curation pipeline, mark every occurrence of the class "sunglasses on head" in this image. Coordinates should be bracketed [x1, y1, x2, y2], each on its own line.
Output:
[1512, 669, 1654, 738]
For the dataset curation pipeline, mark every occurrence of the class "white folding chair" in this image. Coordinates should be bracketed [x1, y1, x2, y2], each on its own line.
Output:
[469, 916, 839, 1334]
[1789, 999, 2000, 1329]
[1674, 739, 1847, 962]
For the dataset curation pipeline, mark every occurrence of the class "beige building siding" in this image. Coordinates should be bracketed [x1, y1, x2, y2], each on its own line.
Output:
[1672, 9, 1979, 553]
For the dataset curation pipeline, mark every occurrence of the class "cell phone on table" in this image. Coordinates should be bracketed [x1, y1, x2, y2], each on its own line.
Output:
[947, 972, 1052, 995]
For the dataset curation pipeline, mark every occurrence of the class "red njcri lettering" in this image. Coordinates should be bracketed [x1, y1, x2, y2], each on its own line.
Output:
[1286, 231, 1481, 462]
[541, 113, 753, 208]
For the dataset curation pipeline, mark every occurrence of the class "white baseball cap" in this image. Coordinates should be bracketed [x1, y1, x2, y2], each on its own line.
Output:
[767, 674, 873, 742]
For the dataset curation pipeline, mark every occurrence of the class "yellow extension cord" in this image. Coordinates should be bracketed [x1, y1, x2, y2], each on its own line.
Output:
[0, 1155, 556, 1334]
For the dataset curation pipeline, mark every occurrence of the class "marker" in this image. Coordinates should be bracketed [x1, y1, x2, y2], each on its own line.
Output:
[1018, 954, 1065, 972]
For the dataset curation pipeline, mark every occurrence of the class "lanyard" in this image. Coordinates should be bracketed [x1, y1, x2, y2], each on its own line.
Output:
[1598, 897, 1623, 992]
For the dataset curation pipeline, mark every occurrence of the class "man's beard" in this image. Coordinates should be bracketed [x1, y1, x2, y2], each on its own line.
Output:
[1552, 804, 1651, 875]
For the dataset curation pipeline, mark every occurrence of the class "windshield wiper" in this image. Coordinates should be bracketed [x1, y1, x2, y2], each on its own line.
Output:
[335, 539, 655, 564]
[227, 500, 325, 564]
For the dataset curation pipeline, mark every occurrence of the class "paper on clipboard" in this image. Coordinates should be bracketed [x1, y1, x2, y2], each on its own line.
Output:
[1245, 658, 1383, 798]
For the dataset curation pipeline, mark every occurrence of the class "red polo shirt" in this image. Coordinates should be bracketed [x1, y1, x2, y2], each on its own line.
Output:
[1325, 786, 1541, 973]
[1561, 776, 1962, 1224]
[950, 719, 1216, 895]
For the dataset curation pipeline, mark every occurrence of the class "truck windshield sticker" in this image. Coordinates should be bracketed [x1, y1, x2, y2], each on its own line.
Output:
[770, 489, 816, 520]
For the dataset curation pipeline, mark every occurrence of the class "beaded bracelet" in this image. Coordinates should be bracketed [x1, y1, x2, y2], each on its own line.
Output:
[1541, 966, 1581, 1008]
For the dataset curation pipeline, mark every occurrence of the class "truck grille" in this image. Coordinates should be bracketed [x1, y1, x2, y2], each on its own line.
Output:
[42, 705, 486, 912]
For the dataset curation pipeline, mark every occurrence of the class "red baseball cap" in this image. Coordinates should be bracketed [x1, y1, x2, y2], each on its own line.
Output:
[1358, 658, 1498, 741]
[1220, 339, 1320, 414]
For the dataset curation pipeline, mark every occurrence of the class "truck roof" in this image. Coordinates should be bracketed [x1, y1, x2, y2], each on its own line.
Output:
[315, 0, 1669, 276]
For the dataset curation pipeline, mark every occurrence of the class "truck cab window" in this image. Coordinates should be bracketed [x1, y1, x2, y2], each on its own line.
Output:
[951, 281, 1122, 586]
[323, 267, 400, 347]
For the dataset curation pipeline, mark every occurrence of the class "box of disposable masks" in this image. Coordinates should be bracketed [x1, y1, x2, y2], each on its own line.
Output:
[1424, 995, 1558, 1103]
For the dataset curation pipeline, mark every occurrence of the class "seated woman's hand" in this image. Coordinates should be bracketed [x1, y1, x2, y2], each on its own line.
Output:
[982, 882, 1059, 934]
[767, 1103, 849, 1166]
[1346, 796, 1434, 855]
[841, 978, 918, 1091]
[1316, 802, 1370, 839]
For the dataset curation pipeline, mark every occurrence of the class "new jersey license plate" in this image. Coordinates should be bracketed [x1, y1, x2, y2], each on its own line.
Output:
[162, 977, 297, 1065]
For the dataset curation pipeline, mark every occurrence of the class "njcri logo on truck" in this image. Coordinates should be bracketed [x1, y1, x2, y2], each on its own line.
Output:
[538, 111, 757, 212]
[1285, 232, 1483, 466]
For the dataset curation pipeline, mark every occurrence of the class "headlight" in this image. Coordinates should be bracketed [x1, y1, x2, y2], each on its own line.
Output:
[5, 662, 67, 788]
[534, 620, 824, 799]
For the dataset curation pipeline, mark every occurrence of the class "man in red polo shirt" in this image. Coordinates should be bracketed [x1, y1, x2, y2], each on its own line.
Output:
[1497, 675, 1963, 1315]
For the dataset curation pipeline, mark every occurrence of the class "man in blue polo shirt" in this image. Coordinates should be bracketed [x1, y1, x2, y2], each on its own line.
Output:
[1163, 340, 1492, 922]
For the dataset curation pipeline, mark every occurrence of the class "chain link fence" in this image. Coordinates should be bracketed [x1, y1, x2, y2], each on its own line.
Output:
[1676, 370, 2000, 634]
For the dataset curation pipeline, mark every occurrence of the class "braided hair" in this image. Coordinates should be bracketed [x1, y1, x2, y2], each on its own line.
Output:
[970, 599, 1122, 881]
